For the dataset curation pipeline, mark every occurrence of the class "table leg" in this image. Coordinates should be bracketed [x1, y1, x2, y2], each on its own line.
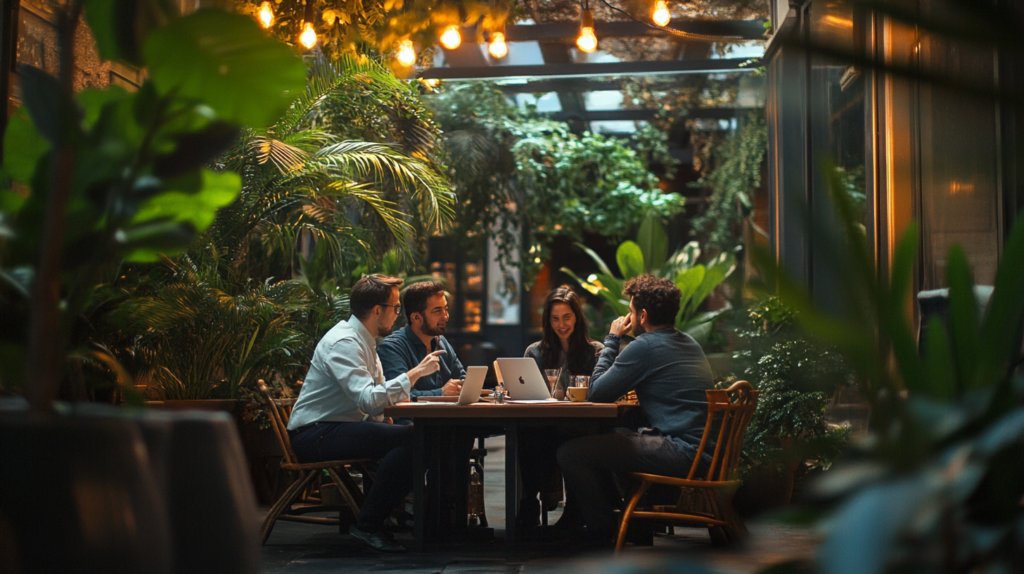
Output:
[412, 421, 426, 551]
[504, 420, 519, 553]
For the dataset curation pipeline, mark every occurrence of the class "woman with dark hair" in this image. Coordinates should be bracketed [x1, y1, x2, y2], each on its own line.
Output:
[519, 286, 603, 528]
[525, 286, 604, 393]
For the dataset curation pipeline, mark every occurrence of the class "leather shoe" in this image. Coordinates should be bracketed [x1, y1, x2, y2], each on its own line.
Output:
[349, 524, 407, 553]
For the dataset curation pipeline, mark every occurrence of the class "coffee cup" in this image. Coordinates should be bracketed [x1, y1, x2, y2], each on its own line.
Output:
[567, 386, 588, 402]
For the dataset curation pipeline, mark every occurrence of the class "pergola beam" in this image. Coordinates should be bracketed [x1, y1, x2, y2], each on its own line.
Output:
[420, 57, 756, 81]
[459, 20, 767, 42]
[541, 108, 741, 122]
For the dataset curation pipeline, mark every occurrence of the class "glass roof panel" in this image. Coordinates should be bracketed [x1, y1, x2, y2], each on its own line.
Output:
[583, 90, 624, 111]
[515, 92, 562, 113]
[590, 120, 646, 134]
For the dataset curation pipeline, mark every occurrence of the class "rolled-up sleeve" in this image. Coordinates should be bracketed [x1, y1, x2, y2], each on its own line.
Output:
[322, 346, 411, 417]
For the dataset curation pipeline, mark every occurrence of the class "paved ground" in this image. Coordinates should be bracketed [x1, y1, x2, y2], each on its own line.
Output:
[261, 437, 817, 574]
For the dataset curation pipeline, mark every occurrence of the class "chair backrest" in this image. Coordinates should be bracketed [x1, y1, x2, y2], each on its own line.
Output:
[686, 380, 759, 482]
[257, 380, 300, 466]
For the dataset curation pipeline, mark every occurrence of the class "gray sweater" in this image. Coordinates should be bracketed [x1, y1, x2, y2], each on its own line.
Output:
[589, 328, 713, 451]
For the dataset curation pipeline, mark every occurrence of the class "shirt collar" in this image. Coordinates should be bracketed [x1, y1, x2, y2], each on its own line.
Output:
[401, 324, 435, 353]
[347, 314, 377, 349]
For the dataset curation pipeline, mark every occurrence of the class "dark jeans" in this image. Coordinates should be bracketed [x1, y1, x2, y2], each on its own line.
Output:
[289, 421, 414, 528]
[557, 428, 696, 532]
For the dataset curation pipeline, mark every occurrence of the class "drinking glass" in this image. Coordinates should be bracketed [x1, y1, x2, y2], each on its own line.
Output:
[573, 375, 590, 388]
[544, 369, 561, 398]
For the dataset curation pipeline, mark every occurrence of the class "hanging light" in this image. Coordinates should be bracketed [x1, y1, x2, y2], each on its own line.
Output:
[257, 1, 275, 28]
[299, 22, 317, 49]
[576, 4, 598, 53]
[298, 0, 316, 49]
[397, 39, 417, 66]
[440, 24, 462, 50]
[652, 0, 671, 27]
[488, 31, 508, 59]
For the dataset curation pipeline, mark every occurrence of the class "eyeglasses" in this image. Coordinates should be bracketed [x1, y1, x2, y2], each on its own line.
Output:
[379, 303, 402, 314]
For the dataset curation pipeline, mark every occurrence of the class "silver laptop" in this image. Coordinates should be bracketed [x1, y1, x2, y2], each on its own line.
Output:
[456, 366, 489, 405]
[493, 358, 553, 400]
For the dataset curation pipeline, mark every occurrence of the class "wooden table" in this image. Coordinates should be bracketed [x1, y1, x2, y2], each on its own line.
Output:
[383, 400, 633, 552]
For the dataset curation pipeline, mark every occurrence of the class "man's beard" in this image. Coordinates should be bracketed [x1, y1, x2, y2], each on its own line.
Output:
[422, 321, 446, 337]
[632, 321, 646, 337]
[378, 321, 395, 337]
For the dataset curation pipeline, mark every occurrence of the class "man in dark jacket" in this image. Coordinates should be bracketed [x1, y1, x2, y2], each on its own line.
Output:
[378, 281, 466, 398]
[556, 274, 714, 543]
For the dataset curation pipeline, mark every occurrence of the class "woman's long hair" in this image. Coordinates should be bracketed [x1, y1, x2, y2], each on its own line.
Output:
[539, 286, 594, 374]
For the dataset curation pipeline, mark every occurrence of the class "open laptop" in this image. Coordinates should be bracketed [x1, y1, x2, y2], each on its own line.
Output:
[493, 358, 554, 400]
[456, 366, 489, 405]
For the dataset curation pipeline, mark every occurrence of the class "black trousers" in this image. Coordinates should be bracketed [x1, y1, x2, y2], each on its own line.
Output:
[289, 421, 414, 528]
[557, 428, 696, 532]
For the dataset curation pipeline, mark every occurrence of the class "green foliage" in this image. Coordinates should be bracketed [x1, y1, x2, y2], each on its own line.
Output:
[560, 213, 736, 345]
[0, 5, 306, 397]
[730, 296, 853, 472]
[426, 82, 684, 283]
[752, 162, 1024, 573]
[690, 110, 768, 254]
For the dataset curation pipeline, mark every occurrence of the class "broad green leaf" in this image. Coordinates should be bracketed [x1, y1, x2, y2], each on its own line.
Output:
[689, 264, 727, 318]
[675, 265, 705, 314]
[977, 215, 1024, 387]
[616, 240, 644, 280]
[2, 108, 48, 184]
[924, 317, 955, 400]
[637, 212, 667, 273]
[574, 242, 614, 277]
[18, 64, 83, 146]
[889, 222, 918, 306]
[946, 245, 980, 389]
[683, 319, 714, 347]
[77, 86, 132, 129]
[133, 169, 240, 231]
[83, 0, 131, 63]
[143, 10, 306, 128]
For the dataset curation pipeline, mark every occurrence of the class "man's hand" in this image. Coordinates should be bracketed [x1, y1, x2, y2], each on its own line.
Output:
[610, 314, 633, 338]
[441, 378, 464, 396]
[409, 350, 445, 386]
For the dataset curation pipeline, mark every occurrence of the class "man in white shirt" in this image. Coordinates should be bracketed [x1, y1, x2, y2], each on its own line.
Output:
[287, 274, 442, 553]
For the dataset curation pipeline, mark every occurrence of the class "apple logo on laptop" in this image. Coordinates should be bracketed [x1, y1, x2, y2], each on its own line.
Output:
[518, 376, 526, 385]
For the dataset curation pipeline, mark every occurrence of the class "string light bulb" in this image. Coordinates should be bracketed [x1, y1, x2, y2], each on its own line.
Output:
[396, 39, 417, 66]
[298, 0, 316, 49]
[440, 24, 462, 50]
[258, 1, 275, 28]
[576, 7, 598, 53]
[488, 31, 508, 58]
[299, 22, 317, 49]
[652, 0, 671, 27]
[299, 21, 317, 49]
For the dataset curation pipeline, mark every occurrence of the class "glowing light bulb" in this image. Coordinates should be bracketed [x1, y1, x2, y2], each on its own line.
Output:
[576, 27, 597, 52]
[440, 25, 462, 50]
[397, 39, 417, 66]
[488, 32, 508, 59]
[652, 0, 671, 27]
[299, 21, 317, 49]
[576, 8, 597, 53]
[258, 1, 275, 28]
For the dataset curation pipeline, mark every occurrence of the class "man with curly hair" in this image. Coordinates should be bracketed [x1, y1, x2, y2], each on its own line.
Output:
[557, 274, 714, 545]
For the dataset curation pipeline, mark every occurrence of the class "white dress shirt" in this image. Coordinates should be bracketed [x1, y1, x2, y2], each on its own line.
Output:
[287, 315, 412, 430]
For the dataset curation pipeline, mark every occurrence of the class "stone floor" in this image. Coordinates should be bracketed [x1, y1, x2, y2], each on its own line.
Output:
[261, 437, 817, 574]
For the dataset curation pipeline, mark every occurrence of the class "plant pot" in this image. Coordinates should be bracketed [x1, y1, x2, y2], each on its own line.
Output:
[0, 410, 173, 574]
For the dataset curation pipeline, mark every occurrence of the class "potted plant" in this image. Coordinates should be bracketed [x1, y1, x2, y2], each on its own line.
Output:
[727, 296, 853, 515]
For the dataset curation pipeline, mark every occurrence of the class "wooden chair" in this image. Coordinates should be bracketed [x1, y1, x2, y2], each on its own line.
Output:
[257, 380, 374, 544]
[615, 380, 759, 551]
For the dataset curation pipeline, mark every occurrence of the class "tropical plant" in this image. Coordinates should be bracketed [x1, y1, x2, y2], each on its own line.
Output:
[690, 109, 768, 255]
[729, 296, 853, 476]
[216, 53, 454, 282]
[561, 212, 736, 345]
[752, 165, 1024, 573]
[0, 5, 306, 405]
[427, 82, 685, 283]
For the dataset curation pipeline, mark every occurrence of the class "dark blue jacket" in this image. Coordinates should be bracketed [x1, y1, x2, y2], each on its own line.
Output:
[589, 328, 713, 455]
[377, 325, 466, 397]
